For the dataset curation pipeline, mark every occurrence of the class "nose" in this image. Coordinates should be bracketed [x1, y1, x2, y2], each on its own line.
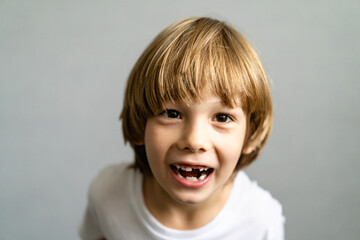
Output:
[176, 118, 211, 153]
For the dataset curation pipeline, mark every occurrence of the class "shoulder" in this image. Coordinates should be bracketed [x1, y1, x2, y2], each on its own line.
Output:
[234, 171, 285, 227]
[87, 162, 132, 205]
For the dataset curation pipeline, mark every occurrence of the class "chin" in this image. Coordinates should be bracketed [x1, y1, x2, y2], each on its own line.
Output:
[169, 189, 212, 205]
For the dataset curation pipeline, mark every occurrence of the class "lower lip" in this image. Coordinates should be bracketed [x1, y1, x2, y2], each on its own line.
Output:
[170, 167, 212, 188]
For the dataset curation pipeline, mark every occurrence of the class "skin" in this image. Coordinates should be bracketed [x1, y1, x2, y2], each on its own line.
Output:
[142, 95, 250, 230]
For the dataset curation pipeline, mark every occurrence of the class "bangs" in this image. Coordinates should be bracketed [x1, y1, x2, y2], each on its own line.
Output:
[143, 19, 254, 114]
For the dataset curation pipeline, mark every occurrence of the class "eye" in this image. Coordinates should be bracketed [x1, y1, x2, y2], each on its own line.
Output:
[213, 113, 233, 123]
[160, 109, 181, 119]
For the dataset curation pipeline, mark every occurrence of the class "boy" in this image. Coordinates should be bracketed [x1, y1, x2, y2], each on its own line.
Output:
[80, 17, 285, 240]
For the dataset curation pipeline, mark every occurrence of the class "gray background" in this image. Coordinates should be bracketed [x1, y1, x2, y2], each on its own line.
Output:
[1, 0, 359, 239]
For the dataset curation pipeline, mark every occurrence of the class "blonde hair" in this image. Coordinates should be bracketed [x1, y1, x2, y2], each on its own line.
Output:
[120, 17, 272, 175]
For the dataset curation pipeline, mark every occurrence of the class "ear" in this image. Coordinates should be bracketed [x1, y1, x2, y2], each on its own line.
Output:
[242, 143, 256, 155]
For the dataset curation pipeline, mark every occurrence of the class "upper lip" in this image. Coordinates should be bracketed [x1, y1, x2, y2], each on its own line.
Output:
[170, 161, 214, 169]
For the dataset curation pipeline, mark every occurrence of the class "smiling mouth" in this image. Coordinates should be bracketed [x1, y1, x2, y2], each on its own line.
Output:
[170, 164, 214, 182]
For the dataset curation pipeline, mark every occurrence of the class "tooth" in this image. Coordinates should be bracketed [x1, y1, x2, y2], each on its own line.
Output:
[185, 167, 192, 172]
[175, 165, 180, 169]
[204, 168, 208, 171]
[200, 168, 204, 171]
[186, 176, 198, 181]
[177, 173, 184, 178]
[199, 174, 207, 181]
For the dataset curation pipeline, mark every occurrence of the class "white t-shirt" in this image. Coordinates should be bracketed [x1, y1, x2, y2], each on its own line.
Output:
[79, 163, 285, 240]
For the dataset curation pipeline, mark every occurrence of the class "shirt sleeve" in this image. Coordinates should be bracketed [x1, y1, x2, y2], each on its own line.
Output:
[263, 214, 286, 240]
[78, 204, 104, 240]
[79, 164, 125, 240]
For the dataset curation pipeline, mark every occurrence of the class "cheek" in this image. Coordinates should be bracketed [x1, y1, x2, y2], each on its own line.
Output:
[144, 124, 161, 161]
[144, 121, 173, 164]
[216, 128, 246, 162]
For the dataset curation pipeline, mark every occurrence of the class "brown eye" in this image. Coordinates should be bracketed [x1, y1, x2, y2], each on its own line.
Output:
[161, 109, 181, 119]
[214, 114, 232, 123]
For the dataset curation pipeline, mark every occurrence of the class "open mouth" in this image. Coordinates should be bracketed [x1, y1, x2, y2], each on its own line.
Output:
[170, 164, 214, 182]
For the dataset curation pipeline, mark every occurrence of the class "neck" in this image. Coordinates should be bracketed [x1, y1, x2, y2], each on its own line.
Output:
[143, 174, 235, 230]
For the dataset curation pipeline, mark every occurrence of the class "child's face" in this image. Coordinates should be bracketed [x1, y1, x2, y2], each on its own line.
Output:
[144, 95, 248, 205]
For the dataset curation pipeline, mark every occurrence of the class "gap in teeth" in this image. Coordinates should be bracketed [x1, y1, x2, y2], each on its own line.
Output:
[175, 164, 209, 172]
